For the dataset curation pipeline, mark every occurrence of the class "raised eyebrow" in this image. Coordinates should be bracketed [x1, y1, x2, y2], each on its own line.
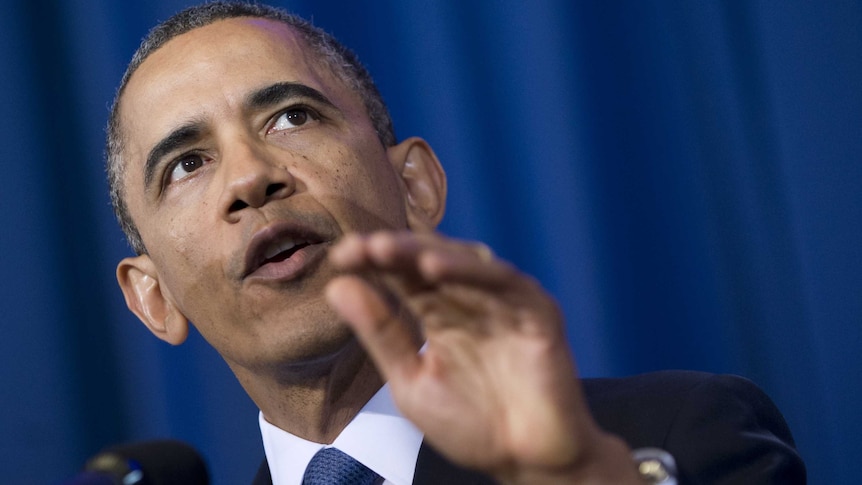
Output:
[143, 122, 205, 192]
[245, 81, 337, 113]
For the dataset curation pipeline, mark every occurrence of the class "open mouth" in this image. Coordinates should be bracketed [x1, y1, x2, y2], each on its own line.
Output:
[261, 239, 312, 265]
[243, 222, 331, 281]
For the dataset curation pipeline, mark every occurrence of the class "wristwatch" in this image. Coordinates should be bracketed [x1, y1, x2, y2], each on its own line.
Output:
[631, 448, 678, 485]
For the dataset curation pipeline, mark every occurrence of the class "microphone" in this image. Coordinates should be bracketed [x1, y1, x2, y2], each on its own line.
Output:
[61, 440, 209, 485]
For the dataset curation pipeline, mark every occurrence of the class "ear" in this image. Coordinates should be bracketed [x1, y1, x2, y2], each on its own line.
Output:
[387, 137, 447, 232]
[116, 254, 189, 345]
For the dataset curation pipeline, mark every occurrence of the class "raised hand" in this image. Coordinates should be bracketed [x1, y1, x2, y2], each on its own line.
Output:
[325, 231, 639, 484]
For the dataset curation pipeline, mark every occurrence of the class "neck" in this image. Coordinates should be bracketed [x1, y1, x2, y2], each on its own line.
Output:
[231, 337, 384, 443]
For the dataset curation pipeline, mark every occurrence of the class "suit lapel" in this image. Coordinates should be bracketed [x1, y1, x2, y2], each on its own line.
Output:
[252, 458, 272, 485]
[412, 442, 496, 485]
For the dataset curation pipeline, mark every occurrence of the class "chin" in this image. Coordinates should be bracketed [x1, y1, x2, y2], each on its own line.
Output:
[251, 322, 361, 375]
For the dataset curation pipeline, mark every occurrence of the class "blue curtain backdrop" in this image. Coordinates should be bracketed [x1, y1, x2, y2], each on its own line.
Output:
[1, 1, 859, 483]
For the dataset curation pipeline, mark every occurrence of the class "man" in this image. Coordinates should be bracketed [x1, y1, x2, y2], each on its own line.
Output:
[108, 2, 804, 484]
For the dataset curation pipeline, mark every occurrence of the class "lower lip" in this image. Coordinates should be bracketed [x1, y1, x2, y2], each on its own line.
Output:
[244, 242, 329, 282]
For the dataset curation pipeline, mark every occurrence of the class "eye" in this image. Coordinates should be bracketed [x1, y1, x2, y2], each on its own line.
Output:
[269, 107, 318, 133]
[167, 153, 208, 184]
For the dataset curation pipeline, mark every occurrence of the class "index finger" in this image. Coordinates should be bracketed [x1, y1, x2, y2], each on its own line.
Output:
[325, 274, 423, 383]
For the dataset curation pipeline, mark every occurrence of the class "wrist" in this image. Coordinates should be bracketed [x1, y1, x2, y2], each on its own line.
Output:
[497, 433, 643, 485]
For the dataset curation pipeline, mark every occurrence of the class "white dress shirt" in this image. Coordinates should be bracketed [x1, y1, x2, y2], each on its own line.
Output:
[259, 384, 424, 485]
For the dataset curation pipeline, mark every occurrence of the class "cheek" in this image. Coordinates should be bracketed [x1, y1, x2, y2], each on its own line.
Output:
[164, 217, 208, 270]
[149, 213, 232, 311]
[312, 145, 407, 231]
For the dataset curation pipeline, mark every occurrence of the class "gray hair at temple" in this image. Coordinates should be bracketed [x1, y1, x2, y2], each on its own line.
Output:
[106, 1, 396, 255]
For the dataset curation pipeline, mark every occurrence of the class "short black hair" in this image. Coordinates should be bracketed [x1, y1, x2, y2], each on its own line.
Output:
[106, 1, 396, 254]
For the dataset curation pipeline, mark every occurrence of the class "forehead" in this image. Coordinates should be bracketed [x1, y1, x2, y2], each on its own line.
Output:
[119, 17, 351, 171]
[126, 16, 333, 100]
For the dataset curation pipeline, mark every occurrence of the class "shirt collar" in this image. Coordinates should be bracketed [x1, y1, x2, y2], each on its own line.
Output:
[259, 384, 423, 485]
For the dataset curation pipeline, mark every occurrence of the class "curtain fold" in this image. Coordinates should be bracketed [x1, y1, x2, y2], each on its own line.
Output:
[1, 1, 858, 483]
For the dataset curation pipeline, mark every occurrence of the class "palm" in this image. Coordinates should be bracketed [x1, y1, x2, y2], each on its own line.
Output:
[325, 232, 606, 480]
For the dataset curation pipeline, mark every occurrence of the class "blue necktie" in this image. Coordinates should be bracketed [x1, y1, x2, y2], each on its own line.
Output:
[302, 447, 381, 485]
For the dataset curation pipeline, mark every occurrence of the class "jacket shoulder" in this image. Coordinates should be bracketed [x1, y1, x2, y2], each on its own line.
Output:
[582, 370, 806, 484]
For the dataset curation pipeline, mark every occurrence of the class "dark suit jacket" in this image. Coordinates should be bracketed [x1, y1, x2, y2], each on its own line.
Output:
[252, 371, 805, 484]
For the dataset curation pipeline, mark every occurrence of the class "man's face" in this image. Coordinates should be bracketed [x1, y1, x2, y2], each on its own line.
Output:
[117, 18, 413, 371]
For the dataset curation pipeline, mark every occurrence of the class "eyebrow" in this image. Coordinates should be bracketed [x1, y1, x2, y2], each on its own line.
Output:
[143, 122, 205, 192]
[245, 81, 337, 113]
[142, 82, 337, 193]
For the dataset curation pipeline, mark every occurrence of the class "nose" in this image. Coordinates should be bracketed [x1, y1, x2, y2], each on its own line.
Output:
[218, 140, 294, 222]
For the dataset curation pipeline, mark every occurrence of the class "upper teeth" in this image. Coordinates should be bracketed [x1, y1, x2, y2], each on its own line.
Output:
[263, 239, 303, 260]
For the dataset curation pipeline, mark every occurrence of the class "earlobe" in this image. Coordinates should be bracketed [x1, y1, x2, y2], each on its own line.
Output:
[116, 255, 189, 345]
[388, 137, 447, 231]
